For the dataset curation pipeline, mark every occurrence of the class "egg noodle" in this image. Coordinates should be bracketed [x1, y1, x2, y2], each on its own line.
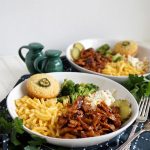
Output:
[102, 60, 145, 76]
[16, 96, 66, 137]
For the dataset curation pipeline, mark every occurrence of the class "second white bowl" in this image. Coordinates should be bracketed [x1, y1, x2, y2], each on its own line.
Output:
[66, 38, 150, 82]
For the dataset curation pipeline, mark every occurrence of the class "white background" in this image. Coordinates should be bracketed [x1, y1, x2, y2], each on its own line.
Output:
[0, 0, 150, 56]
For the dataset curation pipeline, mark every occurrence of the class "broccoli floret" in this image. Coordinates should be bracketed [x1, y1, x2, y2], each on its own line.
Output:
[70, 93, 79, 103]
[60, 79, 99, 103]
[57, 96, 70, 104]
[75, 83, 98, 96]
[60, 79, 75, 96]
[75, 83, 85, 94]
[85, 83, 99, 93]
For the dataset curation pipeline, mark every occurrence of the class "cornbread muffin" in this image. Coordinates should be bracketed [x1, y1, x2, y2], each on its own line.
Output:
[26, 74, 60, 98]
[113, 40, 138, 56]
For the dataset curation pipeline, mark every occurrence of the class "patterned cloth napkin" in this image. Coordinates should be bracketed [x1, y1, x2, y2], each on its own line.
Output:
[0, 56, 150, 150]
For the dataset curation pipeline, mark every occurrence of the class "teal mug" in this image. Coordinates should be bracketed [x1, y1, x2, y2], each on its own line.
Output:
[34, 50, 63, 73]
[18, 42, 44, 73]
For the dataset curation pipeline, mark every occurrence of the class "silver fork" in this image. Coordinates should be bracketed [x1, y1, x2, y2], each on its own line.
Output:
[120, 96, 150, 150]
[117, 120, 150, 150]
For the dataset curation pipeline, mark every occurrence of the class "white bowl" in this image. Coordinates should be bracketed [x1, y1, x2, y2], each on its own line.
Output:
[66, 38, 150, 82]
[7, 72, 138, 147]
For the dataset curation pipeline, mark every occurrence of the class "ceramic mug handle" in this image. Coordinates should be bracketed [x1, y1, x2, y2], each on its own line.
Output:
[34, 56, 46, 73]
[18, 46, 29, 62]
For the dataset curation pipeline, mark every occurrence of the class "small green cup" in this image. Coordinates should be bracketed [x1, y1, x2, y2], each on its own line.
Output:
[34, 50, 63, 73]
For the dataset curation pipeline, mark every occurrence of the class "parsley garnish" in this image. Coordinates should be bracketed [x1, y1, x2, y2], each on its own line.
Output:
[0, 110, 66, 149]
[123, 74, 150, 102]
[0, 110, 47, 149]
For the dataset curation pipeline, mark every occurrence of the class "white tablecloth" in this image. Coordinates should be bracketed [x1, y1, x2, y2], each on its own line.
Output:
[0, 56, 29, 101]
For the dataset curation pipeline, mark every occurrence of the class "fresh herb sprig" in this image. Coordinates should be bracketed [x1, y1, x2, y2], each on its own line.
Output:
[0, 109, 47, 150]
[0, 109, 68, 149]
[123, 74, 150, 102]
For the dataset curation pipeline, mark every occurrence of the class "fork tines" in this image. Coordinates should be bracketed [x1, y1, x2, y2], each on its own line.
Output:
[138, 97, 150, 122]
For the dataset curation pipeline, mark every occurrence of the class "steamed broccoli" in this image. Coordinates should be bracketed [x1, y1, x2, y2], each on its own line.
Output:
[57, 96, 70, 104]
[60, 79, 75, 96]
[59, 79, 99, 103]
[75, 83, 98, 95]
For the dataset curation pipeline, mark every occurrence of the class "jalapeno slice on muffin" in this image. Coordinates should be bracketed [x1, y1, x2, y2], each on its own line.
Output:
[38, 78, 50, 87]
[122, 41, 130, 47]
[26, 74, 60, 98]
[113, 40, 138, 56]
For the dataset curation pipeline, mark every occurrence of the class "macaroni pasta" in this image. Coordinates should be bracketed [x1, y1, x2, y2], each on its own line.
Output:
[16, 96, 66, 137]
[102, 60, 144, 76]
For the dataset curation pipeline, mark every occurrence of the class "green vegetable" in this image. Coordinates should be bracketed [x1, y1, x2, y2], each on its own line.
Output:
[112, 100, 131, 121]
[0, 115, 24, 146]
[61, 79, 75, 96]
[0, 109, 47, 149]
[112, 53, 123, 62]
[60, 79, 99, 103]
[122, 41, 130, 46]
[73, 42, 84, 51]
[71, 47, 81, 60]
[11, 118, 24, 146]
[105, 49, 113, 57]
[75, 83, 98, 94]
[57, 96, 70, 104]
[38, 78, 50, 87]
[0, 117, 12, 133]
[123, 74, 150, 102]
[96, 44, 110, 55]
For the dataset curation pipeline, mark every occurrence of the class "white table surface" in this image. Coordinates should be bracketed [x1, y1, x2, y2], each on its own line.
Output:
[0, 56, 29, 101]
